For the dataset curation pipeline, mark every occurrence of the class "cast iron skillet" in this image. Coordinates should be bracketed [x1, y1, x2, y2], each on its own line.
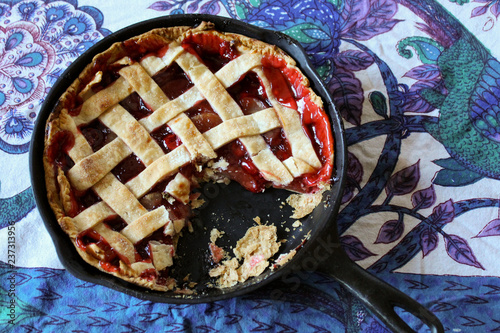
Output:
[29, 14, 443, 333]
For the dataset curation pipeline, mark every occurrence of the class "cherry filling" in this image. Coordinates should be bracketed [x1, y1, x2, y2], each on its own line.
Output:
[135, 229, 174, 261]
[263, 128, 293, 162]
[112, 154, 145, 183]
[263, 66, 297, 110]
[75, 229, 120, 272]
[185, 100, 222, 133]
[80, 119, 116, 152]
[120, 92, 153, 120]
[55, 32, 334, 281]
[104, 215, 128, 232]
[150, 124, 182, 154]
[73, 189, 101, 216]
[47, 130, 75, 172]
[153, 62, 193, 100]
[228, 71, 271, 115]
[216, 140, 268, 193]
[182, 33, 238, 73]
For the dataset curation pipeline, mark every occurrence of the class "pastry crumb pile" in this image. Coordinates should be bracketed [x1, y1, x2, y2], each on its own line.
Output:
[209, 225, 281, 288]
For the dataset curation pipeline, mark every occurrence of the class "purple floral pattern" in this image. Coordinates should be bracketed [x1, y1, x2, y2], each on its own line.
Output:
[471, 0, 500, 18]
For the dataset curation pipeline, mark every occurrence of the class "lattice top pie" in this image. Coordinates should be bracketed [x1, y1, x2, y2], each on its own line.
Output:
[43, 22, 334, 291]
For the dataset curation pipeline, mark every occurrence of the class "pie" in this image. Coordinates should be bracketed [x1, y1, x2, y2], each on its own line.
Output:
[43, 21, 334, 291]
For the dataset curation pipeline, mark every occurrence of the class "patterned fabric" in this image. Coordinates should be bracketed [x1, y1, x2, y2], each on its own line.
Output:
[1, 0, 500, 331]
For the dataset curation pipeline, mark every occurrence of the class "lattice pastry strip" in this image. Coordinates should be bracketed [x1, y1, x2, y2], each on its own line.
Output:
[121, 206, 171, 244]
[168, 113, 217, 162]
[92, 173, 148, 224]
[253, 68, 322, 170]
[203, 108, 281, 149]
[73, 201, 115, 232]
[99, 104, 164, 166]
[73, 76, 134, 126]
[139, 87, 204, 132]
[67, 137, 132, 191]
[139, 42, 185, 76]
[125, 145, 192, 198]
[119, 63, 170, 111]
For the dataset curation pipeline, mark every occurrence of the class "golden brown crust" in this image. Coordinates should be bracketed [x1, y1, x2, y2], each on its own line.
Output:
[43, 22, 331, 292]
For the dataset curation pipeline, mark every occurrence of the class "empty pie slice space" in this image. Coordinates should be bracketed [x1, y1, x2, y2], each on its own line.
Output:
[43, 21, 334, 291]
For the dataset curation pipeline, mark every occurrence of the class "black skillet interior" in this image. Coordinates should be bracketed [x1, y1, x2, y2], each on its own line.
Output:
[29, 14, 347, 302]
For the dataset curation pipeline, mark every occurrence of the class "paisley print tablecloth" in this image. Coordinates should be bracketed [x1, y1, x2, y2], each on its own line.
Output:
[1, 0, 500, 331]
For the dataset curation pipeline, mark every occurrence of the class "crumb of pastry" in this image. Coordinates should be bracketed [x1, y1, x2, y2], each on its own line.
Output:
[253, 216, 261, 225]
[210, 228, 224, 243]
[209, 258, 240, 288]
[286, 185, 330, 219]
[214, 177, 230, 185]
[172, 219, 185, 234]
[273, 249, 297, 268]
[234, 225, 279, 260]
[212, 157, 229, 170]
[201, 158, 230, 185]
[209, 225, 280, 288]
[209, 228, 226, 263]
[174, 288, 195, 295]
[292, 220, 302, 228]
[190, 197, 205, 209]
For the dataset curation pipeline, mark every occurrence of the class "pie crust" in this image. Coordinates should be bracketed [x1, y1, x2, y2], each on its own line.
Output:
[43, 22, 334, 291]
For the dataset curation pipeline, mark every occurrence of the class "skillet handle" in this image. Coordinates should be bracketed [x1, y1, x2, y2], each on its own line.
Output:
[317, 248, 444, 333]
